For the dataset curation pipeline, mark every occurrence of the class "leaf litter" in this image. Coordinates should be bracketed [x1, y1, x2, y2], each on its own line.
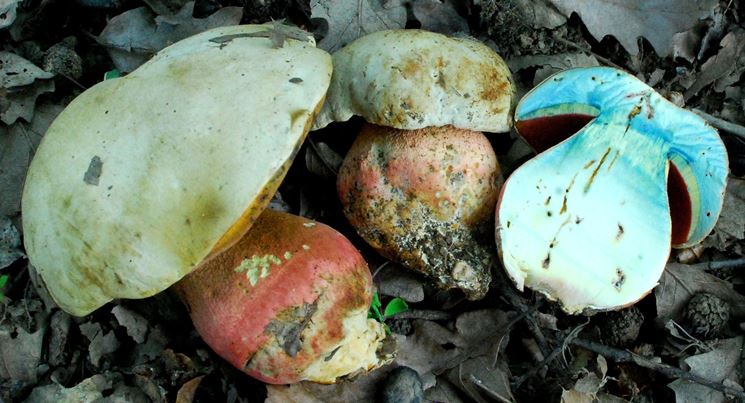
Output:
[1, 0, 745, 401]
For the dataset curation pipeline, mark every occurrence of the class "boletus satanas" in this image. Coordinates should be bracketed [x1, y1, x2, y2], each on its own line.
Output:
[314, 29, 515, 299]
[22, 24, 389, 383]
[496, 67, 728, 313]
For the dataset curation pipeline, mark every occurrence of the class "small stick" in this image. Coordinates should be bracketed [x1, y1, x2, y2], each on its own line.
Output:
[692, 109, 745, 140]
[690, 258, 745, 272]
[388, 309, 454, 321]
[571, 338, 745, 400]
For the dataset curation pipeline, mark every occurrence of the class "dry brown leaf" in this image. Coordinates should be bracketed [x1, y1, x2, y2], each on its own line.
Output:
[310, 0, 407, 52]
[24, 375, 109, 402]
[374, 262, 425, 302]
[668, 337, 744, 403]
[97, 2, 243, 72]
[411, 0, 469, 35]
[702, 178, 745, 255]
[685, 28, 745, 100]
[265, 370, 388, 403]
[0, 326, 44, 382]
[0, 215, 23, 269]
[548, 0, 718, 56]
[655, 263, 745, 324]
[444, 355, 515, 402]
[0, 103, 63, 216]
[394, 309, 511, 375]
[175, 375, 204, 403]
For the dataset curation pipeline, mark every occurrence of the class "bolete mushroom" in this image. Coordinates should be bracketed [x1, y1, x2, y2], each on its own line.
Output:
[315, 29, 515, 299]
[175, 209, 388, 384]
[22, 24, 332, 316]
[21, 24, 391, 383]
[496, 67, 728, 313]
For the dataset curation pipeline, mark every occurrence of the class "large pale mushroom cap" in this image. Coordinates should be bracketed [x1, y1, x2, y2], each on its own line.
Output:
[22, 24, 332, 316]
[312, 29, 515, 132]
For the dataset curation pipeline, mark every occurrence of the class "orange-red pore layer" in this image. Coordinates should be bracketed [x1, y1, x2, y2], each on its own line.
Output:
[338, 123, 501, 299]
[175, 210, 381, 384]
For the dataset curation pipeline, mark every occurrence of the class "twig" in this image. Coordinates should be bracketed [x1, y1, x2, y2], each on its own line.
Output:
[504, 291, 550, 358]
[571, 338, 745, 400]
[552, 37, 625, 71]
[388, 309, 454, 321]
[692, 109, 745, 140]
[60, 72, 87, 91]
[513, 322, 586, 389]
[690, 258, 745, 272]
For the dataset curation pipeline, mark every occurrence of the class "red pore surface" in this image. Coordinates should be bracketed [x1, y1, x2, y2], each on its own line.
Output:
[174, 209, 372, 384]
[338, 123, 500, 299]
[516, 114, 693, 247]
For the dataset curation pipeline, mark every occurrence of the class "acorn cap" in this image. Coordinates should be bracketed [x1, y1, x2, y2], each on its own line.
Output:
[496, 67, 728, 313]
[22, 24, 333, 316]
[312, 29, 515, 132]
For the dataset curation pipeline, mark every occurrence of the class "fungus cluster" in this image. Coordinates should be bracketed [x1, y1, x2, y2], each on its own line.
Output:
[20, 23, 729, 388]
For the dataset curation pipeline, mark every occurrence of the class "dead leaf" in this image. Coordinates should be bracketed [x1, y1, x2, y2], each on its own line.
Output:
[305, 141, 343, 179]
[510, 0, 565, 29]
[702, 177, 745, 254]
[445, 356, 515, 402]
[112, 305, 149, 343]
[0, 0, 20, 29]
[265, 370, 388, 403]
[310, 0, 407, 52]
[508, 52, 599, 85]
[375, 262, 425, 302]
[24, 374, 110, 403]
[685, 29, 745, 100]
[655, 263, 745, 325]
[0, 325, 44, 382]
[97, 2, 243, 72]
[0, 52, 53, 88]
[1, 79, 54, 124]
[425, 379, 467, 403]
[79, 322, 121, 367]
[0, 215, 24, 269]
[668, 337, 744, 403]
[547, 0, 718, 56]
[411, 0, 469, 35]
[47, 310, 72, 367]
[175, 376, 204, 403]
[394, 309, 511, 376]
[0, 103, 63, 216]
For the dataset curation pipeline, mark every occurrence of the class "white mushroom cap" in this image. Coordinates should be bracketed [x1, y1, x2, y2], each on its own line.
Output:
[312, 29, 514, 132]
[22, 24, 332, 316]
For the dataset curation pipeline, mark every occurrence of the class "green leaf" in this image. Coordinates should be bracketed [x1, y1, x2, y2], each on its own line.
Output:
[384, 297, 409, 317]
[368, 292, 384, 322]
[104, 69, 120, 81]
[0, 275, 7, 288]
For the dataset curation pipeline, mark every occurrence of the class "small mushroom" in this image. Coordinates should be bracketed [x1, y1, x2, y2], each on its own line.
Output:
[496, 67, 728, 313]
[23, 24, 332, 316]
[175, 209, 389, 384]
[319, 30, 514, 299]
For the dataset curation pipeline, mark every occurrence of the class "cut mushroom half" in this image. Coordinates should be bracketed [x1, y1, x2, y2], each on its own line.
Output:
[496, 67, 728, 314]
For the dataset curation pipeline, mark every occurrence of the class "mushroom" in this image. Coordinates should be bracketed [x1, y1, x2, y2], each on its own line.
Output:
[315, 29, 515, 299]
[22, 24, 331, 316]
[496, 67, 728, 313]
[175, 209, 389, 384]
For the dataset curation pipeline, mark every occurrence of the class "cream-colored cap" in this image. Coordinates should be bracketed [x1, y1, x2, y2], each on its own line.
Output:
[22, 24, 332, 316]
[312, 29, 515, 132]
